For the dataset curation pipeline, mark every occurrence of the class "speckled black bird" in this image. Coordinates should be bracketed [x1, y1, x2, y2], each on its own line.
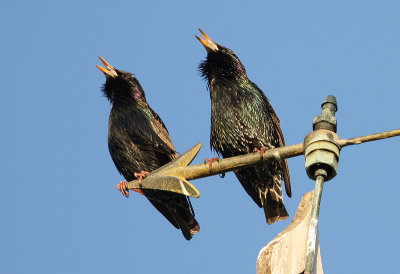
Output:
[196, 30, 291, 224]
[97, 56, 199, 240]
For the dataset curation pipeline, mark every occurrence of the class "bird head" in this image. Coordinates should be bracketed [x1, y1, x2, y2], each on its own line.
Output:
[196, 29, 247, 82]
[97, 56, 146, 105]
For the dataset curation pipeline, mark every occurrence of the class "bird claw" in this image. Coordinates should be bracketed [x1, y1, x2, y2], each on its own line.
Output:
[116, 181, 145, 197]
[253, 147, 265, 156]
[127, 171, 150, 196]
[134, 170, 150, 182]
[204, 157, 220, 173]
[116, 181, 130, 198]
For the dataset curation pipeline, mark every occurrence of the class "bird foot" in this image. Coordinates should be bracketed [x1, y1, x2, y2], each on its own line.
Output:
[116, 181, 130, 198]
[253, 147, 266, 157]
[134, 170, 150, 182]
[204, 157, 220, 173]
[116, 181, 144, 197]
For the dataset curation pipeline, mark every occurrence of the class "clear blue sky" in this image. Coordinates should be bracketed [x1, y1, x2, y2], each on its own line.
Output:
[1, 1, 399, 273]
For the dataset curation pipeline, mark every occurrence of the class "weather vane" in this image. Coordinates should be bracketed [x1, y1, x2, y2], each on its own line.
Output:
[116, 95, 399, 273]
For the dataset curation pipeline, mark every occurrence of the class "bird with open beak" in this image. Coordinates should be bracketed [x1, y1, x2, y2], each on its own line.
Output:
[97, 56, 199, 240]
[196, 29, 292, 225]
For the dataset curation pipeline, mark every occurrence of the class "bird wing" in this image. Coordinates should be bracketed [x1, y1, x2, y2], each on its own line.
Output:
[235, 82, 292, 198]
[125, 105, 177, 162]
[148, 108, 177, 160]
[263, 95, 292, 197]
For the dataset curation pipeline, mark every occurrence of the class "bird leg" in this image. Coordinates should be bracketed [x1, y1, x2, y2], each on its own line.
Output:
[116, 181, 130, 197]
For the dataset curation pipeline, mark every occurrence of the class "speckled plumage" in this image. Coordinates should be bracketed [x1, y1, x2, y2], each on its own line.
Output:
[99, 62, 199, 240]
[197, 31, 291, 224]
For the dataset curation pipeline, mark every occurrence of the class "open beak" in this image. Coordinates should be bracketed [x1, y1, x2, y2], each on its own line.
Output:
[96, 56, 118, 77]
[196, 29, 219, 52]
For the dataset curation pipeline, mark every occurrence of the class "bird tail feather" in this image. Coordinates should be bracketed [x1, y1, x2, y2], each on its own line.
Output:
[262, 175, 289, 225]
[146, 192, 199, 240]
[172, 208, 200, 241]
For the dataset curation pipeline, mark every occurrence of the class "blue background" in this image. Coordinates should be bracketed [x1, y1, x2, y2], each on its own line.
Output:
[1, 1, 399, 273]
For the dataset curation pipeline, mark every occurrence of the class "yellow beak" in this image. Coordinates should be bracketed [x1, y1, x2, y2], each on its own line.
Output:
[96, 56, 118, 77]
[196, 29, 218, 52]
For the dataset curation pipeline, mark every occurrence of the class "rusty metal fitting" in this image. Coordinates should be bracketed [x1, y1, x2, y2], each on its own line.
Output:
[304, 129, 341, 181]
[313, 95, 338, 132]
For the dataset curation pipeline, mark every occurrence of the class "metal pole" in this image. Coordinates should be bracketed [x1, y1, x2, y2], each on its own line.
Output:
[304, 169, 327, 274]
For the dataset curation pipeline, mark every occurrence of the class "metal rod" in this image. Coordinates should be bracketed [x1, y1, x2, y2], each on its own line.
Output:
[125, 142, 304, 193]
[304, 169, 326, 274]
[177, 128, 400, 182]
[338, 128, 400, 147]
[179, 143, 304, 181]
[125, 128, 400, 193]
[182, 128, 400, 181]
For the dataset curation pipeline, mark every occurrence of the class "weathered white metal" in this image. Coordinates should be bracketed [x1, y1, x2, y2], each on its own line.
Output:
[257, 191, 323, 274]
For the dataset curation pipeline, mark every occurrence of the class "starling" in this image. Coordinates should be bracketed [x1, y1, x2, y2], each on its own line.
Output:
[196, 30, 291, 225]
[97, 56, 199, 240]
